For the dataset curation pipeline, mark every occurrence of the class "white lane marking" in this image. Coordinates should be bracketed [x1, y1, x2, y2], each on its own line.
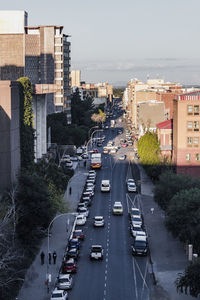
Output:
[105, 275, 107, 281]
[132, 257, 138, 300]
[106, 258, 108, 263]
[105, 269, 107, 274]
[134, 258, 149, 290]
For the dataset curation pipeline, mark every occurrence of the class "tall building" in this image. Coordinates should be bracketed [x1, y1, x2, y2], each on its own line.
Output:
[173, 91, 200, 177]
[0, 11, 71, 119]
[71, 70, 81, 87]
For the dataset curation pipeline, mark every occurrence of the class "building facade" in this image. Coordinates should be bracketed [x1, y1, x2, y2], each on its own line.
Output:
[173, 92, 200, 177]
[157, 119, 172, 158]
[71, 70, 81, 88]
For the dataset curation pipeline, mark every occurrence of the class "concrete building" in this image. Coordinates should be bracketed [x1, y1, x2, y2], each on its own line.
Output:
[0, 81, 21, 193]
[173, 91, 200, 177]
[137, 100, 165, 136]
[0, 11, 71, 119]
[71, 70, 81, 88]
[157, 119, 172, 158]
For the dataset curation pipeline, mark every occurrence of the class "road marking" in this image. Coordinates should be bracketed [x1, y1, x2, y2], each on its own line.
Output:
[132, 257, 138, 300]
[134, 258, 149, 290]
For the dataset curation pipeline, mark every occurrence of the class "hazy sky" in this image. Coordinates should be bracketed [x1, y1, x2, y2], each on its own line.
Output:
[2, 0, 200, 86]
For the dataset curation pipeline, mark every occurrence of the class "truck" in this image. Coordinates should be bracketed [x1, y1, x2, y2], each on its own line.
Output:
[91, 153, 102, 169]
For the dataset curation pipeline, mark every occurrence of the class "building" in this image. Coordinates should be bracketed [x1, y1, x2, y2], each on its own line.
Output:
[173, 91, 200, 177]
[0, 11, 71, 119]
[137, 100, 165, 136]
[156, 119, 172, 158]
[0, 81, 21, 193]
[71, 70, 81, 88]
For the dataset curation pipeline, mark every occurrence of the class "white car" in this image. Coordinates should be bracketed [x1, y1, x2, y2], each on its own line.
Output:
[88, 170, 96, 176]
[70, 156, 78, 161]
[78, 207, 89, 218]
[90, 245, 104, 260]
[50, 288, 68, 300]
[86, 183, 95, 191]
[101, 180, 111, 192]
[131, 216, 143, 226]
[127, 182, 137, 192]
[56, 274, 73, 290]
[76, 214, 86, 226]
[112, 201, 123, 215]
[130, 224, 144, 237]
[110, 148, 117, 154]
[127, 178, 135, 184]
[119, 155, 126, 160]
[129, 208, 141, 219]
[94, 216, 104, 227]
[65, 160, 73, 168]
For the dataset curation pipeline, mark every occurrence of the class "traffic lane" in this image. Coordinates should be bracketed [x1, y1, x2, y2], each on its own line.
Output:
[70, 159, 112, 299]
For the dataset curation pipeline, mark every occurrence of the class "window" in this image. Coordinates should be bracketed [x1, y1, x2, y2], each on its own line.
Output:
[194, 121, 199, 131]
[195, 153, 200, 161]
[193, 137, 199, 145]
[187, 105, 193, 114]
[187, 137, 192, 145]
[186, 153, 191, 161]
[194, 105, 199, 115]
[187, 121, 193, 131]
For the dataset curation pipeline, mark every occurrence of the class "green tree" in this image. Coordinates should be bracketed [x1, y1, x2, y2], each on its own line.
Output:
[113, 88, 124, 98]
[175, 260, 200, 297]
[137, 131, 160, 165]
[154, 171, 200, 210]
[165, 188, 200, 251]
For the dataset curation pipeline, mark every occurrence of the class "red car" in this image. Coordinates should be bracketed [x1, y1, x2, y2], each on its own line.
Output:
[73, 229, 85, 240]
[92, 149, 99, 153]
[122, 143, 128, 148]
[62, 258, 77, 273]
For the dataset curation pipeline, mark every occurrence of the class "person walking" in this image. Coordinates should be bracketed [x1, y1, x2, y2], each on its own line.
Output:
[53, 251, 57, 264]
[48, 252, 52, 264]
[40, 251, 45, 265]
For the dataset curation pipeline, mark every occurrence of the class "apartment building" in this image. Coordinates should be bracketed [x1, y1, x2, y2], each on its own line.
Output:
[0, 11, 71, 119]
[71, 70, 81, 87]
[157, 119, 172, 158]
[173, 91, 200, 177]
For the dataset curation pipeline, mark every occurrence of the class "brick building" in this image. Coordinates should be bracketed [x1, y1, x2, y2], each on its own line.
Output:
[173, 92, 200, 177]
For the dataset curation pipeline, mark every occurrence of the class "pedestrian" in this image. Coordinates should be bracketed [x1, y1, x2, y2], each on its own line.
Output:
[40, 251, 45, 265]
[48, 252, 52, 264]
[69, 187, 72, 195]
[151, 207, 154, 214]
[53, 251, 57, 264]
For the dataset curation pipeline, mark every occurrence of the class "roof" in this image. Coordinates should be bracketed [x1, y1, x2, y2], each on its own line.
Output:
[156, 119, 172, 129]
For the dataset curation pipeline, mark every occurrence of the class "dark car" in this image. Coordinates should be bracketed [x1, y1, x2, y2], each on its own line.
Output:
[68, 238, 80, 250]
[97, 142, 102, 147]
[62, 258, 77, 273]
[81, 197, 92, 206]
[82, 191, 93, 198]
[73, 229, 84, 240]
[132, 236, 148, 256]
[65, 248, 79, 260]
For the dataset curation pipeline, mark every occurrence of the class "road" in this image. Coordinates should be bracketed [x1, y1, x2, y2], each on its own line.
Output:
[69, 117, 151, 299]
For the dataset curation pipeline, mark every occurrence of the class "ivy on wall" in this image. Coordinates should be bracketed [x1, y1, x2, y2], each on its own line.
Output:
[17, 77, 34, 169]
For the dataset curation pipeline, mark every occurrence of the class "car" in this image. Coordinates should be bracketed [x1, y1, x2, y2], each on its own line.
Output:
[62, 258, 77, 273]
[86, 183, 95, 191]
[92, 149, 99, 153]
[127, 182, 137, 192]
[112, 201, 123, 215]
[110, 148, 117, 154]
[85, 188, 94, 196]
[94, 216, 104, 227]
[76, 214, 86, 226]
[119, 154, 126, 160]
[131, 216, 143, 226]
[121, 143, 128, 148]
[88, 170, 96, 176]
[129, 207, 141, 219]
[86, 178, 95, 184]
[130, 224, 144, 237]
[50, 288, 68, 300]
[103, 149, 109, 154]
[132, 236, 148, 256]
[82, 153, 89, 159]
[78, 207, 89, 218]
[97, 142, 103, 147]
[81, 197, 91, 206]
[90, 245, 104, 260]
[101, 180, 111, 192]
[70, 156, 78, 161]
[65, 160, 73, 168]
[56, 274, 73, 290]
[68, 238, 80, 250]
[127, 178, 135, 184]
[65, 248, 79, 260]
[82, 191, 93, 198]
[77, 202, 87, 209]
[73, 229, 84, 240]
[77, 156, 83, 161]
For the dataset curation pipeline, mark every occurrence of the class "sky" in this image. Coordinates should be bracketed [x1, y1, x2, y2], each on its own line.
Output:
[2, 0, 200, 86]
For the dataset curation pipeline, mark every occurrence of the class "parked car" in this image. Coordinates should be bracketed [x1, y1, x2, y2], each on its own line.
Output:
[65, 160, 73, 168]
[88, 170, 96, 176]
[70, 156, 78, 161]
[130, 224, 144, 237]
[85, 188, 94, 196]
[56, 274, 73, 290]
[129, 207, 141, 219]
[50, 288, 68, 300]
[112, 201, 123, 215]
[86, 178, 95, 184]
[68, 238, 80, 250]
[127, 178, 135, 184]
[81, 197, 92, 206]
[94, 216, 104, 227]
[62, 258, 77, 273]
[119, 154, 126, 160]
[73, 229, 84, 240]
[78, 207, 89, 218]
[86, 182, 95, 191]
[76, 214, 86, 226]
[90, 245, 104, 260]
[65, 248, 79, 260]
[132, 236, 148, 256]
[131, 216, 143, 226]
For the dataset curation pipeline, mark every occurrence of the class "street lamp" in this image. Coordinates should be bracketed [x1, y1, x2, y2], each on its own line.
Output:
[46, 212, 77, 291]
[86, 129, 103, 154]
[88, 126, 99, 140]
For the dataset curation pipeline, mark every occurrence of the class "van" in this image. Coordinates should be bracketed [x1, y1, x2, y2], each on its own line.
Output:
[101, 180, 111, 192]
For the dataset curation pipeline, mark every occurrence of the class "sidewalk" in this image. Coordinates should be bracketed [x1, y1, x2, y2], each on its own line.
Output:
[137, 163, 194, 300]
[17, 161, 88, 300]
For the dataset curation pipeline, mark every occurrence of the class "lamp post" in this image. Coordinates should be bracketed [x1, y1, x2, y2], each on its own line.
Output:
[46, 212, 77, 292]
[88, 126, 99, 140]
[86, 129, 103, 154]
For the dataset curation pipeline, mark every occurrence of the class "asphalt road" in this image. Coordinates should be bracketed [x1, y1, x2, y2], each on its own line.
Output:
[69, 119, 151, 300]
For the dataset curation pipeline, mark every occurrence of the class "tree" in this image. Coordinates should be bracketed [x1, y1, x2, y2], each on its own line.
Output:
[154, 171, 200, 210]
[165, 188, 200, 251]
[137, 131, 160, 165]
[91, 109, 106, 125]
[175, 260, 200, 297]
